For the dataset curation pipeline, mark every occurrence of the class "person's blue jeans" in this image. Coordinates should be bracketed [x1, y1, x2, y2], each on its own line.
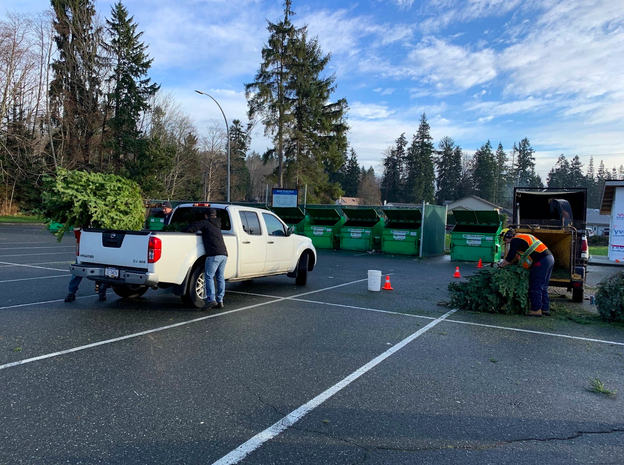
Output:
[529, 254, 555, 312]
[204, 255, 227, 303]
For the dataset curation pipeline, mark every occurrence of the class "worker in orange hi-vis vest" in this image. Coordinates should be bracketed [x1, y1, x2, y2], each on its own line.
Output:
[499, 228, 555, 317]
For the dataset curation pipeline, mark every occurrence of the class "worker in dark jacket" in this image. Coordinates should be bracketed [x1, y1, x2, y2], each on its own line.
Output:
[184, 209, 228, 309]
[499, 228, 555, 317]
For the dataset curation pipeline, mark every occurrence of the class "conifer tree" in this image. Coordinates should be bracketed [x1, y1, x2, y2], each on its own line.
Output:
[547, 154, 570, 188]
[405, 114, 435, 204]
[246, 0, 299, 187]
[229, 119, 251, 201]
[569, 155, 585, 187]
[494, 142, 509, 206]
[380, 134, 406, 203]
[472, 140, 496, 202]
[104, 1, 159, 169]
[283, 29, 348, 201]
[435, 136, 461, 204]
[586, 156, 599, 209]
[340, 148, 361, 197]
[512, 138, 542, 187]
[50, 0, 104, 167]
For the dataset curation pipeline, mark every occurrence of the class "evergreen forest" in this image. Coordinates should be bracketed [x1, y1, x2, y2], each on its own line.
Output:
[1, 1, 622, 215]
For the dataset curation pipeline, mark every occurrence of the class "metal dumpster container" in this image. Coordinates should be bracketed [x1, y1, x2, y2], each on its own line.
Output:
[303, 207, 345, 249]
[339, 208, 385, 252]
[450, 210, 503, 262]
[381, 208, 422, 255]
[271, 207, 308, 234]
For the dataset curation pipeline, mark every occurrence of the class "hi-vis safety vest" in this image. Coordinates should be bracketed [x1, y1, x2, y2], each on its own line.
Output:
[515, 234, 547, 269]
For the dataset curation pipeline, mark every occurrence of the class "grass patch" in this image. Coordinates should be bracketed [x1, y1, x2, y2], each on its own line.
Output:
[589, 246, 608, 256]
[549, 302, 603, 325]
[0, 215, 44, 223]
[586, 377, 617, 397]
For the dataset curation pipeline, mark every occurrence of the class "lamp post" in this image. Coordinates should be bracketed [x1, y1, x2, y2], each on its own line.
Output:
[195, 90, 230, 203]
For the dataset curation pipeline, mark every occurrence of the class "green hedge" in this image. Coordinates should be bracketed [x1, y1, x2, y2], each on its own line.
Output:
[589, 235, 609, 246]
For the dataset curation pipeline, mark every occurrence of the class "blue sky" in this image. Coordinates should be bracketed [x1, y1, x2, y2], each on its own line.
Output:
[5, 0, 624, 179]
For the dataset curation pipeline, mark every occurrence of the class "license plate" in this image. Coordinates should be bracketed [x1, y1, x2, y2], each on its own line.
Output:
[105, 267, 119, 279]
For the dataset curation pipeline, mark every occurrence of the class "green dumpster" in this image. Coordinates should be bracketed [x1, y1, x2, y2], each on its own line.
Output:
[303, 207, 345, 249]
[449, 210, 503, 262]
[271, 207, 308, 234]
[339, 208, 385, 252]
[146, 216, 166, 230]
[381, 208, 422, 255]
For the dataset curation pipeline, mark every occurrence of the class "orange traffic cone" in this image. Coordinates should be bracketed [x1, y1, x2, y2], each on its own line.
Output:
[453, 267, 461, 278]
[382, 275, 393, 290]
[477, 258, 483, 268]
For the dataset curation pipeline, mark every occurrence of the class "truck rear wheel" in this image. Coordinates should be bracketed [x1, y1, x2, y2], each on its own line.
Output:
[295, 253, 309, 286]
[183, 265, 206, 308]
[112, 284, 149, 299]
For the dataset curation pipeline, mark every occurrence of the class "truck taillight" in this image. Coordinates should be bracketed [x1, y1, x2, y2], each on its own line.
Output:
[581, 238, 588, 252]
[148, 236, 162, 263]
[75, 229, 81, 256]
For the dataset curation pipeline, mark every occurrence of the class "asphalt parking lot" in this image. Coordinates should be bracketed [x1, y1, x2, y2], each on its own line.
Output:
[1, 223, 623, 465]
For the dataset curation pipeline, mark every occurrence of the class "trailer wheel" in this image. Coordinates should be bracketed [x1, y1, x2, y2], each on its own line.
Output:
[183, 265, 206, 308]
[112, 284, 149, 299]
[572, 287, 584, 303]
[295, 253, 309, 286]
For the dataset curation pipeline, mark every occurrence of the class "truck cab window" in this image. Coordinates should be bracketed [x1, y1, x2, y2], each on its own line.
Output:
[262, 213, 287, 236]
[239, 211, 262, 236]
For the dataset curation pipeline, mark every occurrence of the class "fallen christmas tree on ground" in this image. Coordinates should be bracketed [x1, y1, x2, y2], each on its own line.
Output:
[595, 271, 624, 323]
[448, 266, 530, 315]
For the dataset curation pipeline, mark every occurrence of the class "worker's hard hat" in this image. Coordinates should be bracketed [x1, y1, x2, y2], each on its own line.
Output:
[500, 228, 515, 239]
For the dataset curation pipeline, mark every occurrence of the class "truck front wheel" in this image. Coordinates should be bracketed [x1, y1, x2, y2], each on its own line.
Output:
[295, 253, 309, 286]
[112, 284, 149, 299]
[182, 265, 206, 308]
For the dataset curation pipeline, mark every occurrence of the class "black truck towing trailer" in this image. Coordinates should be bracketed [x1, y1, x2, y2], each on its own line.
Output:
[512, 188, 587, 302]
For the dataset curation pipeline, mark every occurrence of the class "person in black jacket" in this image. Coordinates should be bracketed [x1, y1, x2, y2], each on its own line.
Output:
[184, 209, 228, 309]
[154, 201, 173, 225]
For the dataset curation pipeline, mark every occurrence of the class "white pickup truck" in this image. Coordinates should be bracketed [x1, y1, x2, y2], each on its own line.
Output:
[70, 203, 317, 308]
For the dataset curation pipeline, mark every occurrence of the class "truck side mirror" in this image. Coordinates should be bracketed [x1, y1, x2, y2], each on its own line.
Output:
[287, 226, 294, 236]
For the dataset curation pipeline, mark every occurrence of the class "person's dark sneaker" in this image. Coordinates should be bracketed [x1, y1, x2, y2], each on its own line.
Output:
[64, 293, 76, 302]
[98, 294, 106, 301]
[203, 300, 218, 310]
[216, 302, 224, 309]
[527, 309, 542, 317]
[542, 309, 551, 316]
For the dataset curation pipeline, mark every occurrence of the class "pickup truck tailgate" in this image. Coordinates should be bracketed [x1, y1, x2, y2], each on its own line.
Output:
[78, 230, 151, 269]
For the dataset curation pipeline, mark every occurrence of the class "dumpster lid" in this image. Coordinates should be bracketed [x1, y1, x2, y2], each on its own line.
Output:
[453, 210, 501, 225]
[306, 207, 342, 220]
[271, 207, 305, 220]
[383, 208, 422, 223]
[342, 207, 381, 221]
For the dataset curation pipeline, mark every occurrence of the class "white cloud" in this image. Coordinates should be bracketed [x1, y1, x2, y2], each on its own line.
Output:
[350, 102, 395, 119]
[406, 37, 497, 92]
[466, 98, 549, 117]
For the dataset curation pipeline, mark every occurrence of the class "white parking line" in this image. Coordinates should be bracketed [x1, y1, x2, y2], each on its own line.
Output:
[0, 252, 73, 257]
[212, 309, 457, 465]
[0, 278, 368, 371]
[229, 290, 624, 348]
[0, 275, 68, 284]
[0, 261, 70, 272]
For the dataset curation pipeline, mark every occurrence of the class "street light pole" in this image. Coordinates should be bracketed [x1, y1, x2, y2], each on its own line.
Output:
[195, 90, 230, 203]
